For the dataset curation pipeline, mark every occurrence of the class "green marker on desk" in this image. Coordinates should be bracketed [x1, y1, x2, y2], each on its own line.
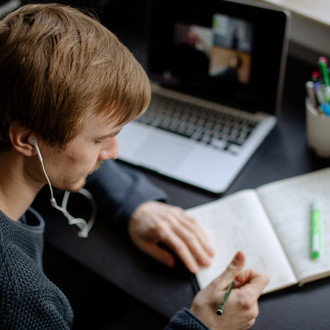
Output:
[311, 200, 321, 259]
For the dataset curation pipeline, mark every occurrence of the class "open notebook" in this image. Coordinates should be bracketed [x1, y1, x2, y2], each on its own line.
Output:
[117, 0, 290, 193]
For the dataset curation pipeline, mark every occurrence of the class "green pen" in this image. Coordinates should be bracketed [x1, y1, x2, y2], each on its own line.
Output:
[311, 200, 321, 259]
[217, 280, 235, 316]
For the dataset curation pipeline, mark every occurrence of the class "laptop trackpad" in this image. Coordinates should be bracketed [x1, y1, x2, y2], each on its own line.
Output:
[133, 134, 192, 171]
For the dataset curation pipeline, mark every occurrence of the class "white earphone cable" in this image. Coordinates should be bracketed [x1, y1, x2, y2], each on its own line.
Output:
[33, 137, 96, 237]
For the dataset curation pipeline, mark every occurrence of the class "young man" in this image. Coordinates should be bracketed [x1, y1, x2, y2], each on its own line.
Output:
[0, 3, 268, 328]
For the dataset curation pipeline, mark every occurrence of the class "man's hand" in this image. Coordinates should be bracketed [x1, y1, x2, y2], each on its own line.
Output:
[190, 251, 269, 329]
[128, 200, 215, 273]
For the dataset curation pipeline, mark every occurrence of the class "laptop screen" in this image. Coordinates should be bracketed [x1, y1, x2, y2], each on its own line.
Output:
[146, 0, 290, 114]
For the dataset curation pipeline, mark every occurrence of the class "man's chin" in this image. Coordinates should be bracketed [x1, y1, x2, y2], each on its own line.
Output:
[63, 162, 103, 193]
[89, 161, 103, 175]
[66, 179, 87, 193]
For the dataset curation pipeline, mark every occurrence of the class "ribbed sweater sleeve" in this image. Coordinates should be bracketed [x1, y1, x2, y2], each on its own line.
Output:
[85, 160, 168, 232]
[166, 308, 210, 329]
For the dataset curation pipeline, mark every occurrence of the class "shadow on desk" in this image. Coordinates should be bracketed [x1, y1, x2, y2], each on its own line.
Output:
[34, 188, 199, 328]
[43, 244, 168, 330]
[256, 278, 330, 329]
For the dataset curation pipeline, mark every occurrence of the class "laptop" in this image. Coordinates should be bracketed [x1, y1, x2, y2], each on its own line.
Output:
[117, 0, 290, 193]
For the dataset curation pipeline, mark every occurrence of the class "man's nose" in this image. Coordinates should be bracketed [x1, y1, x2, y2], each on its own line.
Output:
[98, 137, 119, 160]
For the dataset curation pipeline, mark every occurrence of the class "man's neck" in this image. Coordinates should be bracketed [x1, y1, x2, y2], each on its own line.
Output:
[0, 150, 43, 221]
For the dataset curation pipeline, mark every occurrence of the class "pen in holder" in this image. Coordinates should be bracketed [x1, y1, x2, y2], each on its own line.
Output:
[305, 57, 330, 159]
[306, 98, 330, 158]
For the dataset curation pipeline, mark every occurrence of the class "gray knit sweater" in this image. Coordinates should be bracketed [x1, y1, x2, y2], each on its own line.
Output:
[0, 160, 210, 329]
[0, 208, 209, 329]
[0, 208, 73, 329]
[0, 207, 208, 329]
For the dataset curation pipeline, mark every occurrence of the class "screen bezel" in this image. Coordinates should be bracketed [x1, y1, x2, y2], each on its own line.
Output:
[146, 0, 290, 115]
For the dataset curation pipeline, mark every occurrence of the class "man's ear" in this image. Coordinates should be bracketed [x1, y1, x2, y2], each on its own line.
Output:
[8, 122, 36, 157]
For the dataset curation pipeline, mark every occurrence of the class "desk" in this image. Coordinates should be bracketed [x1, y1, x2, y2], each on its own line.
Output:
[29, 0, 330, 325]
[33, 54, 330, 329]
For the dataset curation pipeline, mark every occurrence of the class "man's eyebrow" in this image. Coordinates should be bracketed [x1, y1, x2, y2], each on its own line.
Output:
[96, 128, 122, 140]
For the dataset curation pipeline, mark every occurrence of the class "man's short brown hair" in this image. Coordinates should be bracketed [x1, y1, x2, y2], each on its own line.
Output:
[0, 3, 150, 150]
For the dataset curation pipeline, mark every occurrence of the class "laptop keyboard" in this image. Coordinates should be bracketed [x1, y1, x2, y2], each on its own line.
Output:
[136, 93, 259, 155]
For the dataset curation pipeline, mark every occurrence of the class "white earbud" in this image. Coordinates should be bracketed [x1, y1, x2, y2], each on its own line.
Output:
[29, 135, 96, 237]
[29, 135, 43, 164]
[28, 135, 38, 146]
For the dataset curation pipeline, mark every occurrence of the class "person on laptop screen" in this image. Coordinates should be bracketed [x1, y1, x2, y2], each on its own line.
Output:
[0, 3, 268, 329]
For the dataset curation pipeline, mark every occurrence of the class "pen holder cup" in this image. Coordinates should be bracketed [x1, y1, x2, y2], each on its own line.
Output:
[306, 99, 330, 158]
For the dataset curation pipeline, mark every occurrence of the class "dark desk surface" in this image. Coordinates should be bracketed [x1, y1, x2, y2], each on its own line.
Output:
[30, 0, 330, 322]
[36, 54, 330, 329]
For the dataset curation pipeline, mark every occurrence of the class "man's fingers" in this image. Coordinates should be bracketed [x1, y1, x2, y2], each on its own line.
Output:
[129, 201, 215, 273]
[211, 251, 246, 288]
[138, 241, 176, 268]
[235, 268, 270, 299]
[158, 227, 201, 273]
[159, 208, 215, 263]
[154, 211, 214, 272]
[178, 212, 215, 256]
